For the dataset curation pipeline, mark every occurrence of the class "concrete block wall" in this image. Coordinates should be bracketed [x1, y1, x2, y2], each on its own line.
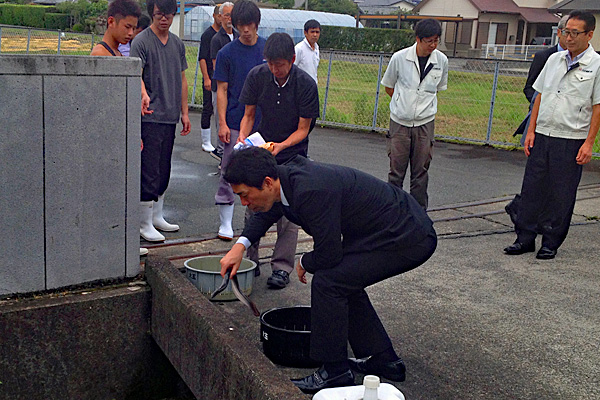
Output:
[0, 55, 142, 296]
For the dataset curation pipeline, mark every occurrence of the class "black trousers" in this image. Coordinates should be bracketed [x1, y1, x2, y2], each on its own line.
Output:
[141, 122, 176, 202]
[201, 80, 213, 130]
[516, 133, 584, 250]
[309, 231, 437, 362]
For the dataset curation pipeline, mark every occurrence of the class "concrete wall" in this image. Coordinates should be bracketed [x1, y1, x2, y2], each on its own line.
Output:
[0, 286, 190, 400]
[0, 55, 142, 296]
[145, 256, 308, 400]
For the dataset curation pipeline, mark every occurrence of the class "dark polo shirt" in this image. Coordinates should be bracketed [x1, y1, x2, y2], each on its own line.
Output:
[210, 27, 239, 91]
[198, 25, 217, 80]
[239, 63, 319, 163]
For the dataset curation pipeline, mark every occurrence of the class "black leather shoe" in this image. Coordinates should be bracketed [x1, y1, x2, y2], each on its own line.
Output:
[504, 241, 535, 255]
[348, 357, 406, 382]
[536, 246, 557, 259]
[291, 366, 355, 394]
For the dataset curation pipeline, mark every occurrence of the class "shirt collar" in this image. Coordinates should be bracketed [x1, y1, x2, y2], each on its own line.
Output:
[303, 38, 317, 51]
[280, 185, 289, 206]
[273, 69, 292, 88]
[407, 42, 437, 65]
[566, 44, 590, 67]
[557, 43, 565, 52]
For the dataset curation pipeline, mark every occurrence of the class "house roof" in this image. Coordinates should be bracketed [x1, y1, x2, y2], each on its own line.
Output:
[549, 0, 600, 12]
[519, 7, 559, 23]
[469, 0, 521, 14]
[359, 0, 419, 7]
[415, 0, 558, 23]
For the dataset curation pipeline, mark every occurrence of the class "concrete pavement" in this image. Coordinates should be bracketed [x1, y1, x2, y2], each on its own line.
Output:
[149, 111, 600, 400]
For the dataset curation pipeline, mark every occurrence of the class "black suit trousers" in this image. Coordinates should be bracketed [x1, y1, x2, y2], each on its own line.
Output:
[309, 232, 437, 362]
[516, 134, 584, 249]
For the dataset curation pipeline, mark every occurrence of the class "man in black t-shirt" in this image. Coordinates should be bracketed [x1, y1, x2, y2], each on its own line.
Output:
[198, 5, 221, 154]
[236, 33, 319, 288]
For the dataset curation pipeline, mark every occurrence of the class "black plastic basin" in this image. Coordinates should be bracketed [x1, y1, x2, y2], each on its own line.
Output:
[260, 306, 320, 368]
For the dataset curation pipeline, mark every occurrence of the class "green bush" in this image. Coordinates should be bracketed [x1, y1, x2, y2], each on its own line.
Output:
[72, 23, 84, 32]
[44, 12, 69, 30]
[0, 4, 49, 28]
[320, 25, 414, 53]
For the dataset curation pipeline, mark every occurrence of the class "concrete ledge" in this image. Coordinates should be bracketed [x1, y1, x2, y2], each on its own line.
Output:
[0, 284, 187, 400]
[145, 256, 307, 400]
[0, 55, 141, 76]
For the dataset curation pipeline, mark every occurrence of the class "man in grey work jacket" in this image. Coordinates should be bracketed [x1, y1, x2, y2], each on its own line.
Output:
[380, 18, 448, 209]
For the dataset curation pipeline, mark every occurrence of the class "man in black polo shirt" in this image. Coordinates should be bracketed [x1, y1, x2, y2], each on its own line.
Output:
[236, 32, 319, 288]
[209, 1, 237, 161]
[198, 4, 221, 154]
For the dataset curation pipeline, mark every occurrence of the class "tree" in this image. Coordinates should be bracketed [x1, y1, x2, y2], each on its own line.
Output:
[270, 0, 294, 9]
[308, 0, 358, 16]
[57, 0, 108, 32]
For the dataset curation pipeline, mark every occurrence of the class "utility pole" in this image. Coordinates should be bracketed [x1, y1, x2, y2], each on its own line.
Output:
[179, 0, 185, 38]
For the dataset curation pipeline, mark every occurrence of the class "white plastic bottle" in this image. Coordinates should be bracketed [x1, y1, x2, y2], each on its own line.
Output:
[312, 375, 405, 400]
[233, 132, 266, 150]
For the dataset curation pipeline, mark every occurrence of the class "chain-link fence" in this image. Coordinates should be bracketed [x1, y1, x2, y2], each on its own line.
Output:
[2, 25, 598, 154]
[0, 25, 96, 55]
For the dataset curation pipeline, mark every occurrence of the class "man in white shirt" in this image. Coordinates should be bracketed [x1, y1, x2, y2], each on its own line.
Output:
[380, 18, 448, 209]
[294, 19, 320, 83]
[504, 10, 600, 260]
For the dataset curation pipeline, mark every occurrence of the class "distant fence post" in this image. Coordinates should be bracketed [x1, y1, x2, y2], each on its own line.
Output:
[0, 26, 3, 53]
[26, 29, 31, 54]
[91, 33, 95, 51]
[57, 31, 62, 55]
[191, 41, 201, 105]
[322, 51, 333, 121]
[372, 53, 384, 130]
[486, 61, 500, 144]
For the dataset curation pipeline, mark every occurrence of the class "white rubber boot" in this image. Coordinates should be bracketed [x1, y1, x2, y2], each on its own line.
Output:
[153, 194, 180, 232]
[140, 247, 149, 256]
[201, 128, 215, 152]
[140, 201, 165, 242]
[217, 204, 234, 240]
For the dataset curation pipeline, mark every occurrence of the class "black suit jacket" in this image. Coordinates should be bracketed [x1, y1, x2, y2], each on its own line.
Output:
[523, 45, 559, 103]
[241, 156, 434, 273]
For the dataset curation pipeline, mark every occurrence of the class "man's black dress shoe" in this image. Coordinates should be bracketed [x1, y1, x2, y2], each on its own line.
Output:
[291, 366, 355, 394]
[348, 357, 406, 382]
[504, 241, 535, 255]
[536, 246, 557, 259]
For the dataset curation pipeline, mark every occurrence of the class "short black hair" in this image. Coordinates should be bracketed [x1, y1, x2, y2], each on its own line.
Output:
[568, 10, 596, 32]
[146, 0, 176, 18]
[108, 0, 141, 20]
[224, 147, 278, 189]
[231, 0, 261, 29]
[304, 19, 320, 32]
[137, 14, 151, 29]
[264, 32, 295, 62]
[415, 18, 442, 39]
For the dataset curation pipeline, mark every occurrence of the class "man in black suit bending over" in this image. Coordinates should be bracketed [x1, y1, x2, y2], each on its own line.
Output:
[220, 147, 437, 394]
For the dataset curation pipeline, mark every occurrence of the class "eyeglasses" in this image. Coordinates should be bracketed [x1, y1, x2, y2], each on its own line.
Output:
[421, 37, 440, 45]
[153, 12, 174, 20]
[560, 29, 588, 38]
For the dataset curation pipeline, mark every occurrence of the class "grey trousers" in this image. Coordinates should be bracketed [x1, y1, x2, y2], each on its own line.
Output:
[211, 91, 224, 155]
[387, 119, 435, 209]
[245, 207, 298, 274]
